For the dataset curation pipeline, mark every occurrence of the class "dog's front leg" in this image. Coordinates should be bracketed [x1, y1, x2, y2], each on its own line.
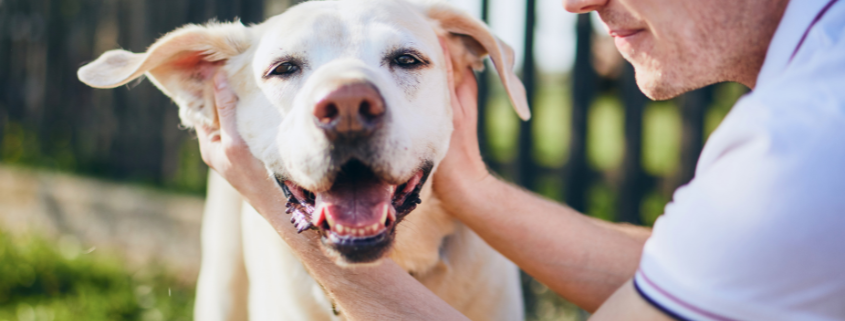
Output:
[194, 170, 250, 321]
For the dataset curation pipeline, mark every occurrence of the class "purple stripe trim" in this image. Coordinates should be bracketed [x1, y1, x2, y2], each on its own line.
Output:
[789, 0, 840, 63]
[634, 278, 694, 321]
[637, 270, 740, 321]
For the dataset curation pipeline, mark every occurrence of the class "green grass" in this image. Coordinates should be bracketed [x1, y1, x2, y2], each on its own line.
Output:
[0, 230, 194, 321]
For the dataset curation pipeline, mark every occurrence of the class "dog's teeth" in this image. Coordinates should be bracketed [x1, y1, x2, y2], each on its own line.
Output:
[371, 223, 379, 231]
[324, 207, 335, 228]
[336, 224, 345, 234]
[381, 203, 389, 224]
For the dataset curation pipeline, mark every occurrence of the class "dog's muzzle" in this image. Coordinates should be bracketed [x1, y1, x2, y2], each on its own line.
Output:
[312, 80, 385, 143]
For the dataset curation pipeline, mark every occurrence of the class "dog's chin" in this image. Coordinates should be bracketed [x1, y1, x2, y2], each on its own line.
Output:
[320, 228, 395, 266]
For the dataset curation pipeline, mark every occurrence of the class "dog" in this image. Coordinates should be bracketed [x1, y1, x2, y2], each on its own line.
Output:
[78, 0, 530, 319]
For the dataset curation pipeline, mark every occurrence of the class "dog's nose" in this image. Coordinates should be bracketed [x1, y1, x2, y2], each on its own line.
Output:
[314, 81, 385, 139]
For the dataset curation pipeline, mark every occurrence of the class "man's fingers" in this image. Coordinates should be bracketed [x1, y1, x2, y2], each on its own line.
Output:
[213, 71, 240, 139]
[195, 125, 218, 170]
[456, 67, 478, 111]
[439, 36, 456, 96]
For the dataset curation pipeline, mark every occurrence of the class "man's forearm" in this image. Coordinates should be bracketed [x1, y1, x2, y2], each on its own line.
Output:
[448, 175, 651, 312]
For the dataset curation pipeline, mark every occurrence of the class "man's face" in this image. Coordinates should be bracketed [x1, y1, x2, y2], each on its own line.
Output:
[564, 0, 786, 100]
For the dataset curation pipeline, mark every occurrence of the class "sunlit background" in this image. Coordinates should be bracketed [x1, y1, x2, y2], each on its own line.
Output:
[0, 0, 747, 320]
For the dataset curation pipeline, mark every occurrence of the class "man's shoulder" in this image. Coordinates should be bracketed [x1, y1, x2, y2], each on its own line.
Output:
[755, 0, 845, 110]
[716, 9, 845, 169]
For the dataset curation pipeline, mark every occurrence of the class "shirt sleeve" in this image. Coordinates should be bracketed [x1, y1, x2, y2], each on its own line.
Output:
[635, 93, 845, 321]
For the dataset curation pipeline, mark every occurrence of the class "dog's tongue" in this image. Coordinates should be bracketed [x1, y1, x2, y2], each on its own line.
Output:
[315, 166, 394, 237]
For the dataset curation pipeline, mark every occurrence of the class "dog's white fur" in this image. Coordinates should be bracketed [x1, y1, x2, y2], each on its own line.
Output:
[79, 1, 530, 320]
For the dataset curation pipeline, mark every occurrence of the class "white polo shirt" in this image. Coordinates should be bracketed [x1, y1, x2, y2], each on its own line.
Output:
[634, 0, 845, 320]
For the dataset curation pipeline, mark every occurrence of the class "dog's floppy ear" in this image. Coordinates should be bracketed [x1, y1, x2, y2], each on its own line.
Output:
[78, 22, 251, 128]
[426, 4, 530, 120]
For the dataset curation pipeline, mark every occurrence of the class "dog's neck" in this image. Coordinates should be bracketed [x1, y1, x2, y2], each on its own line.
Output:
[387, 179, 458, 275]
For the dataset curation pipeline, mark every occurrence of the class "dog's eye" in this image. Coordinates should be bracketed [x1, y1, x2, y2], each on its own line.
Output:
[269, 62, 300, 76]
[394, 54, 421, 67]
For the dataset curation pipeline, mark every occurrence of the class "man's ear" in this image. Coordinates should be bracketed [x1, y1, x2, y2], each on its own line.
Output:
[77, 22, 251, 128]
[426, 4, 530, 120]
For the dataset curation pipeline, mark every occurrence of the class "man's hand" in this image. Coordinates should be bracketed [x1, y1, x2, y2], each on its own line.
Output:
[432, 38, 494, 215]
[196, 72, 274, 201]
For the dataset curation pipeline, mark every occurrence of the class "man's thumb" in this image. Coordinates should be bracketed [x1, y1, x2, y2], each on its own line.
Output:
[213, 71, 240, 137]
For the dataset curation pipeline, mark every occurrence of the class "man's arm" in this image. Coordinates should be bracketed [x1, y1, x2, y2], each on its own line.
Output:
[590, 280, 674, 321]
[433, 66, 652, 312]
[441, 172, 650, 312]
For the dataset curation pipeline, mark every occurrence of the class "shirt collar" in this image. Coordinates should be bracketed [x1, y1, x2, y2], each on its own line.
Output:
[756, 0, 832, 87]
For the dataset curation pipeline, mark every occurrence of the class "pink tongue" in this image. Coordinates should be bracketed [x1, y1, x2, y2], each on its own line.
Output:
[315, 175, 393, 232]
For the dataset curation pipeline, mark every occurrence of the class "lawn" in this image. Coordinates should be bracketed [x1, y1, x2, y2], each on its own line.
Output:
[0, 229, 194, 321]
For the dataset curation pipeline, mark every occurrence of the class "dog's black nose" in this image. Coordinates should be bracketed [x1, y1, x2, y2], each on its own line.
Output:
[314, 81, 385, 140]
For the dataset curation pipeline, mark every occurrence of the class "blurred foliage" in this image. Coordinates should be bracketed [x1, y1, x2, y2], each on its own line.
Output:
[483, 76, 747, 228]
[587, 95, 624, 171]
[524, 276, 582, 321]
[531, 77, 571, 168]
[167, 138, 209, 194]
[0, 119, 207, 195]
[642, 101, 681, 177]
[0, 229, 194, 321]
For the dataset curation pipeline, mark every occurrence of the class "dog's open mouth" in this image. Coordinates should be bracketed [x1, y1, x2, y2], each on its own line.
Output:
[276, 160, 431, 263]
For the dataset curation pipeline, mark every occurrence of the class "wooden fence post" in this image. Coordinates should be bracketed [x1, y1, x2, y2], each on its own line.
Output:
[565, 13, 596, 213]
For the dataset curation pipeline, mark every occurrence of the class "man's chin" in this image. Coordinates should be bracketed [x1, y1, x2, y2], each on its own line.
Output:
[635, 71, 692, 101]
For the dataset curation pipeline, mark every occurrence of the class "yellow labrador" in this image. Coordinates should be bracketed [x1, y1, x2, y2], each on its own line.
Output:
[78, 0, 530, 319]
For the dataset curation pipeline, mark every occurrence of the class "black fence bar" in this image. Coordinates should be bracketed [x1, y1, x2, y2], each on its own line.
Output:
[515, 0, 537, 190]
[675, 85, 714, 189]
[518, 1, 540, 319]
[477, 0, 491, 163]
[565, 13, 596, 213]
[617, 62, 650, 224]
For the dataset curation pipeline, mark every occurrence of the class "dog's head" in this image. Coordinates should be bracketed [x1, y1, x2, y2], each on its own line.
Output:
[78, 0, 529, 265]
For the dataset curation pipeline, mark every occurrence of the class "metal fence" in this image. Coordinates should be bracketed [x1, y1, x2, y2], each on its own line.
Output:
[0, 0, 274, 194]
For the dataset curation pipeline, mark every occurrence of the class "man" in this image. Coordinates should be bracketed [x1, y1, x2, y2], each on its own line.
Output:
[197, 0, 845, 319]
